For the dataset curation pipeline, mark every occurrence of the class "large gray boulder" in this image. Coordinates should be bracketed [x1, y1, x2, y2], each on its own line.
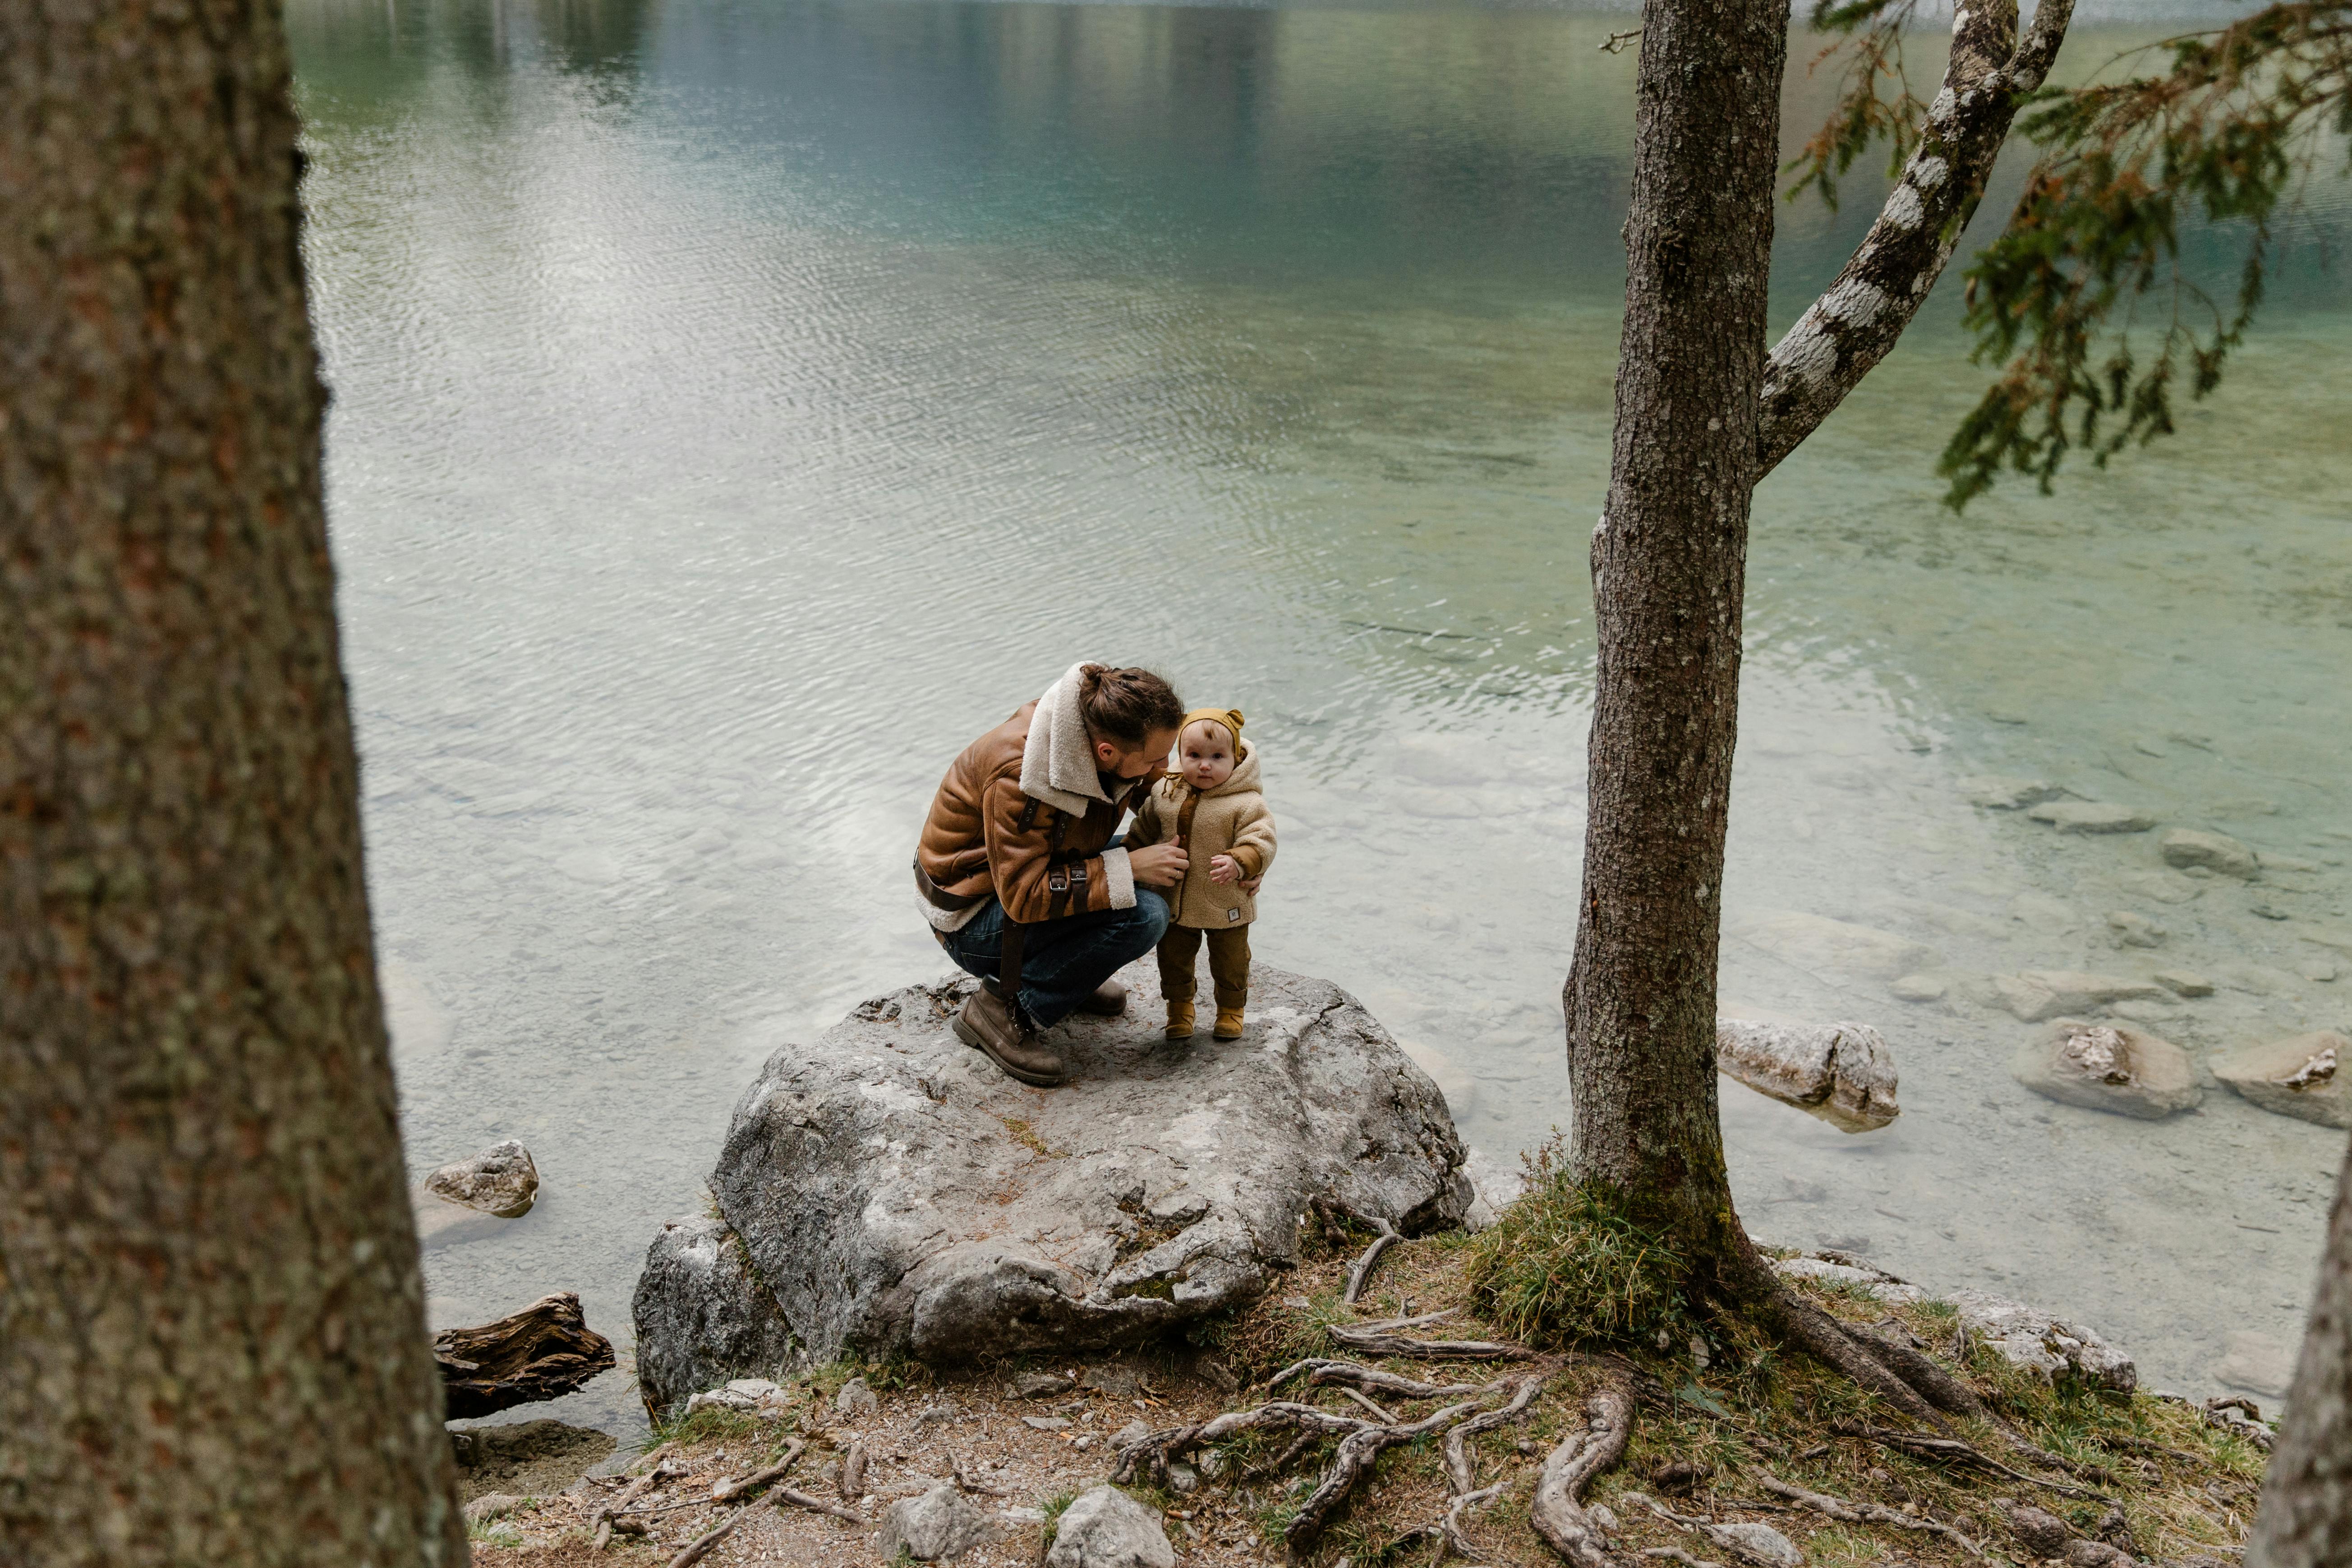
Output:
[632, 963, 1469, 1403]
[2010, 1018, 2200, 1119]
[630, 1214, 798, 1415]
[881, 1482, 1005, 1561]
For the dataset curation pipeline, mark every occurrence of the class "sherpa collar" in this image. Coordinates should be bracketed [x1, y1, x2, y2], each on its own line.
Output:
[1019, 662, 1114, 816]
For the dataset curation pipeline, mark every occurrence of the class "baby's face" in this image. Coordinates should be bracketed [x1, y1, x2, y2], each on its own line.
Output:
[1177, 721, 1236, 790]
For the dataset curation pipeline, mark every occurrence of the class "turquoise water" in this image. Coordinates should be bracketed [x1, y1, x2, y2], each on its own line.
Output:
[292, 0, 2352, 1433]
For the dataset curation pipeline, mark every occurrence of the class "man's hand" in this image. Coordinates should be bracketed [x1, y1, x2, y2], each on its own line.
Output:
[1128, 842, 1190, 889]
[1209, 854, 1240, 885]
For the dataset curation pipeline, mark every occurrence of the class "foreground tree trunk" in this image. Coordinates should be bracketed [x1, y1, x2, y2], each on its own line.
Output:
[0, 3, 466, 1564]
[2248, 1140, 2352, 1568]
[1566, 0, 1792, 1284]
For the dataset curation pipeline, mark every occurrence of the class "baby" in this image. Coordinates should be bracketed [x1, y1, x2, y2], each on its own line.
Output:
[1126, 708, 1277, 1040]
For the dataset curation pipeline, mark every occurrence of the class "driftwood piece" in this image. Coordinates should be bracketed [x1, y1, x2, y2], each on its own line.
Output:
[435, 1291, 615, 1419]
[1530, 1370, 1634, 1567]
[1266, 1358, 1491, 1402]
[1756, 1471, 1987, 1558]
[1331, 1310, 1537, 1362]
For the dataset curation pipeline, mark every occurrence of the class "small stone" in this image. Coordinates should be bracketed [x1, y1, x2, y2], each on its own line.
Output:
[2154, 970, 2215, 998]
[1889, 973, 1947, 1003]
[423, 1139, 539, 1217]
[1702, 1520, 1802, 1568]
[833, 1376, 879, 1419]
[464, 1493, 525, 1525]
[2303, 961, 2341, 984]
[1196, 1450, 1226, 1480]
[2211, 1032, 2352, 1129]
[1715, 1018, 1899, 1132]
[1113, 1420, 1151, 1448]
[1962, 776, 2064, 810]
[2000, 1502, 2074, 1559]
[880, 1481, 1006, 1561]
[2251, 901, 2293, 921]
[2105, 911, 2165, 948]
[1769, 1255, 1924, 1305]
[1079, 1365, 1141, 1397]
[2265, 853, 2322, 874]
[1044, 1485, 1177, 1568]
[1589, 1503, 1620, 1533]
[2027, 801, 2157, 833]
[2064, 1541, 2136, 1568]
[2011, 1019, 2200, 1119]
[1462, 1145, 1528, 1233]
[1010, 1371, 1075, 1399]
[1166, 1461, 1199, 1494]
[1022, 1415, 1072, 1431]
[2162, 828, 2260, 878]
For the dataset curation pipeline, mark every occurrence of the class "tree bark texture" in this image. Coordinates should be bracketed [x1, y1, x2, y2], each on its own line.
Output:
[1754, 0, 2076, 476]
[2248, 1138, 2352, 1568]
[1566, 0, 1791, 1279]
[0, 4, 466, 1564]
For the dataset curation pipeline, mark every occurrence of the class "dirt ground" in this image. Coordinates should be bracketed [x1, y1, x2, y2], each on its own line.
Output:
[467, 1231, 2265, 1568]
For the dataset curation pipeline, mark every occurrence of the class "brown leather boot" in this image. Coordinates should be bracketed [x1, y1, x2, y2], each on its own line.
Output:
[1074, 979, 1128, 1017]
[1164, 1001, 1196, 1040]
[953, 988, 1068, 1086]
[1213, 1007, 1246, 1040]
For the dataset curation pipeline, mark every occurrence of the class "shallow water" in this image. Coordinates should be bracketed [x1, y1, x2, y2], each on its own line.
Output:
[291, 0, 2352, 1435]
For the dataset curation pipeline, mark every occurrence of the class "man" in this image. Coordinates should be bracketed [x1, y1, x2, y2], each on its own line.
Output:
[915, 663, 1189, 1086]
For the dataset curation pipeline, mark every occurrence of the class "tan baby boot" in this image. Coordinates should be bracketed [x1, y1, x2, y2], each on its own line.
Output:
[1213, 1006, 1246, 1041]
[1165, 1001, 1197, 1040]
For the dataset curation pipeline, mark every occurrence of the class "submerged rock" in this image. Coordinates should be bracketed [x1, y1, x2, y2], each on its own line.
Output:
[1716, 1018, 1899, 1132]
[2211, 1030, 2352, 1129]
[2027, 801, 2156, 834]
[2105, 910, 2165, 948]
[2161, 828, 2260, 879]
[2153, 970, 2215, 998]
[1888, 973, 1947, 1004]
[2010, 1019, 2200, 1119]
[632, 964, 1468, 1399]
[1994, 970, 2167, 1022]
[1948, 1289, 2136, 1391]
[424, 1138, 539, 1217]
[1961, 776, 2065, 810]
[1045, 1485, 1176, 1568]
[1729, 912, 1938, 979]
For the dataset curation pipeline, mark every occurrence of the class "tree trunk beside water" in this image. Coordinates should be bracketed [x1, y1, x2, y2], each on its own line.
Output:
[0, 2, 465, 1564]
[2248, 1140, 2352, 1568]
[1565, 0, 1792, 1288]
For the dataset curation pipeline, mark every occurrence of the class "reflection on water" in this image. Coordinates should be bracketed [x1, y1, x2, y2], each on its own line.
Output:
[291, 0, 2352, 1434]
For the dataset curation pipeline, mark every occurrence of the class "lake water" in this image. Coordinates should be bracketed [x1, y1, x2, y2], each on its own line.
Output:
[290, 0, 2352, 1435]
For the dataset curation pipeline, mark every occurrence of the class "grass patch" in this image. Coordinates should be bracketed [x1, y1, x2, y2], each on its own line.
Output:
[644, 1402, 762, 1450]
[1464, 1144, 1694, 1351]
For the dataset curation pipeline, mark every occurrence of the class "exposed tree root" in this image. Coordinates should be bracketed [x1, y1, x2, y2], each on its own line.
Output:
[592, 1447, 681, 1551]
[1763, 1287, 1951, 1430]
[1285, 1398, 1490, 1552]
[1112, 1402, 1371, 1490]
[1529, 1368, 1634, 1567]
[1345, 1219, 1403, 1306]
[1434, 1372, 1550, 1560]
[1755, 1471, 1988, 1558]
[1331, 1310, 1538, 1361]
[1266, 1358, 1493, 1401]
[1837, 1424, 2114, 1501]
[711, 1439, 805, 1502]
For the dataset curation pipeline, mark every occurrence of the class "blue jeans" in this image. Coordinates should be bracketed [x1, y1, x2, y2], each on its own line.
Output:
[939, 891, 1171, 1028]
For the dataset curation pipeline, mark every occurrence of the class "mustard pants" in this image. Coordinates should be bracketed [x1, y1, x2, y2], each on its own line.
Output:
[1158, 923, 1251, 1011]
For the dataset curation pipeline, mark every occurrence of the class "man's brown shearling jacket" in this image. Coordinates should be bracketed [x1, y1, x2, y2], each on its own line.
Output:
[916, 701, 1151, 925]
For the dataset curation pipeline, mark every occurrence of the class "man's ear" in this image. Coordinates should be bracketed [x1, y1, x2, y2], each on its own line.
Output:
[1094, 738, 1123, 769]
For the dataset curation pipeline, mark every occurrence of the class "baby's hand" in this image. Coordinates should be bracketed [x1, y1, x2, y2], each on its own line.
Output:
[1209, 854, 1240, 885]
[1240, 877, 1263, 894]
